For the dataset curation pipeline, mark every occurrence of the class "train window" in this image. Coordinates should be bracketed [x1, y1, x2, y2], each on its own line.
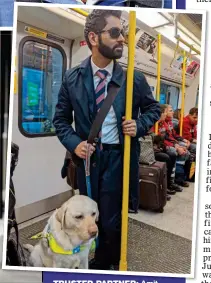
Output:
[160, 93, 166, 104]
[19, 37, 67, 137]
[160, 83, 168, 104]
[168, 86, 179, 110]
[160, 83, 179, 110]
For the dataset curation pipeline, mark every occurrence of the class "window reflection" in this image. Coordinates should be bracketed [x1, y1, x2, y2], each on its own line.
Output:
[21, 41, 65, 135]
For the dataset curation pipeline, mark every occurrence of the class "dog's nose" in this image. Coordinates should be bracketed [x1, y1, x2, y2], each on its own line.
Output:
[88, 226, 98, 237]
[89, 230, 97, 237]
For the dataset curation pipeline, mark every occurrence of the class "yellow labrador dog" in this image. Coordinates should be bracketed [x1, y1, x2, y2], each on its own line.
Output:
[24, 195, 99, 269]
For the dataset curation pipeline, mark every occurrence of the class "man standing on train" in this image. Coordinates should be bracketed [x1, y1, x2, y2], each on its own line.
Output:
[53, 9, 160, 271]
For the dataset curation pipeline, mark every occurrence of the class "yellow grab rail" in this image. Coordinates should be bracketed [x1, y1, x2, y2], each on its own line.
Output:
[176, 36, 200, 56]
[71, 8, 89, 17]
[119, 10, 136, 271]
[180, 50, 186, 136]
[155, 34, 161, 135]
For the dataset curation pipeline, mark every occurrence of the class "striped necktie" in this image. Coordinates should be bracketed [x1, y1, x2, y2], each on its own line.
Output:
[95, 69, 108, 148]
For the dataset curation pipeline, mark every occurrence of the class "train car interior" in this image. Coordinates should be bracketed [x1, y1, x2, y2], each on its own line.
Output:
[1, 6, 202, 274]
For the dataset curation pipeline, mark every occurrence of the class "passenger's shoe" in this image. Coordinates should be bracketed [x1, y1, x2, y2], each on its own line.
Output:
[167, 195, 171, 201]
[167, 188, 176, 195]
[170, 183, 183, 192]
[128, 208, 138, 214]
[182, 181, 189, 187]
[89, 259, 110, 270]
[175, 180, 189, 188]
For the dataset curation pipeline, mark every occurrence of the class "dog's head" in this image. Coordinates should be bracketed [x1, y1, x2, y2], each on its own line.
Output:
[55, 195, 99, 243]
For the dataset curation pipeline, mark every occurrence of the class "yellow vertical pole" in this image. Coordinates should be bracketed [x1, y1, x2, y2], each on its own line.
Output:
[180, 50, 186, 136]
[119, 10, 136, 271]
[155, 34, 161, 135]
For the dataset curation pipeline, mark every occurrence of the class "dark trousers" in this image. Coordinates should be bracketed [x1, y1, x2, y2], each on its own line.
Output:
[154, 151, 176, 187]
[77, 147, 123, 267]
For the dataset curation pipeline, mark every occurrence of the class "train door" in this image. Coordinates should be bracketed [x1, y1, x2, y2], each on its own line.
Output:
[167, 85, 180, 110]
[12, 22, 73, 223]
[195, 86, 199, 107]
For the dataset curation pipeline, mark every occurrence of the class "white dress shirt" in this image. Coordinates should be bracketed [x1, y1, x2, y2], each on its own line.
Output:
[91, 58, 119, 144]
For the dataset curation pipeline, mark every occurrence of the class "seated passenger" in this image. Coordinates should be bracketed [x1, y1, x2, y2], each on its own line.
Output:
[165, 105, 190, 187]
[165, 105, 190, 149]
[181, 107, 198, 153]
[172, 109, 181, 134]
[150, 104, 183, 194]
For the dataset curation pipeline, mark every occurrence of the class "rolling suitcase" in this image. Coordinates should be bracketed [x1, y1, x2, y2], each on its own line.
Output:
[139, 161, 167, 213]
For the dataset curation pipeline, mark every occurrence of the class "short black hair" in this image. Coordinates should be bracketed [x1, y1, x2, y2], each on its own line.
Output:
[189, 107, 198, 116]
[84, 9, 122, 50]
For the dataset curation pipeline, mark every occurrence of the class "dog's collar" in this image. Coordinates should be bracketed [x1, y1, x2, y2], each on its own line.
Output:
[30, 229, 96, 255]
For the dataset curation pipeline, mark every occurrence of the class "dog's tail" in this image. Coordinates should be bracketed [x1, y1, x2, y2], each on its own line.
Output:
[23, 244, 34, 253]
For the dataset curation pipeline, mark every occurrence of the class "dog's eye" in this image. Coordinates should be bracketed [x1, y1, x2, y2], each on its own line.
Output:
[92, 212, 96, 217]
[75, 215, 84, 220]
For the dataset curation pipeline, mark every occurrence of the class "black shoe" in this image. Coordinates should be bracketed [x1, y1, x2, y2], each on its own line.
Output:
[89, 259, 110, 270]
[167, 188, 176, 195]
[128, 208, 138, 214]
[170, 183, 183, 192]
[167, 195, 171, 201]
[175, 180, 189, 188]
[181, 181, 189, 187]
[110, 264, 119, 271]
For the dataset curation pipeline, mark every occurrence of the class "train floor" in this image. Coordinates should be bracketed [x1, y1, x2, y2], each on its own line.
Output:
[0, 182, 194, 281]
[130, 181, 194, 241]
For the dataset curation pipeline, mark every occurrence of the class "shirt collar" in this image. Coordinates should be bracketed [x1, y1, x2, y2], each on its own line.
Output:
[91, 57, 114, 77]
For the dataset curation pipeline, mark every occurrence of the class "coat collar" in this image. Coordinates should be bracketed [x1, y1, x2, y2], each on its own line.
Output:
[80, 56, 125, 87]
[79, 56, 125, 123]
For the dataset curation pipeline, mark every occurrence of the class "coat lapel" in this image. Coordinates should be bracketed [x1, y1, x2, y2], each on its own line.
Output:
[79, 57, 96, 123]
[110, 62, 126, 142]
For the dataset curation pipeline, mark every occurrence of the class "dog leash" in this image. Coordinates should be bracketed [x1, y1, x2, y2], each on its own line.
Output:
[83, 83, 120, 199]
[84, 143, 92, 199]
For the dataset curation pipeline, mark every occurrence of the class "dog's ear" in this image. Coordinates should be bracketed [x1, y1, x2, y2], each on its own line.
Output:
[56, 204, 67, 229]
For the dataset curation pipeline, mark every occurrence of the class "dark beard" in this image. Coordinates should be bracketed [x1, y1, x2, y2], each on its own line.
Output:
[98, 35, 123, 59]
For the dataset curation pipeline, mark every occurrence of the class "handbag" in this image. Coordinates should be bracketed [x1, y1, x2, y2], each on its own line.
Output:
[65, 151, 78, 189]
[139, 135, 156, 165]
[63, 82, 122, 190]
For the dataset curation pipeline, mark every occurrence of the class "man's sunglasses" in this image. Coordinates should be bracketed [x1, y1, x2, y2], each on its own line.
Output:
[98, 27, 125, 39]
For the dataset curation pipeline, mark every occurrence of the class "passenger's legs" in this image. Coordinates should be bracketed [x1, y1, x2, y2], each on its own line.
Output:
[175, 151, 190, 187]
[189, 142, 197, 153]
[166, 145, 190, 187]
[162, 148, 183, 192]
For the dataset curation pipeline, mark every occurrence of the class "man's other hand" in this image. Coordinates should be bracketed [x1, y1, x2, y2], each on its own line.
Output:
[122, 116, 137, 137]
